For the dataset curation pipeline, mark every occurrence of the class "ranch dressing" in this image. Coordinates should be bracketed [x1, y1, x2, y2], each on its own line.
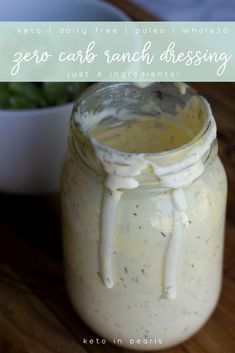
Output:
[61, 82, 227, 350]
[90, 94, 215, 299]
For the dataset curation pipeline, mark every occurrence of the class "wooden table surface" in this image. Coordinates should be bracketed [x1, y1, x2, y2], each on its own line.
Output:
[0, 4, 235, 353]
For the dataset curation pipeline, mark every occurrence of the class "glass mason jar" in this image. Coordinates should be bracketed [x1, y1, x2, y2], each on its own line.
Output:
[61, 82, 227, 351]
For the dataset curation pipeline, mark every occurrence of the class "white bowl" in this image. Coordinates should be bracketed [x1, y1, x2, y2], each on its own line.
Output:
[0, 103, 73, 194]
[0, 1, 130, 194]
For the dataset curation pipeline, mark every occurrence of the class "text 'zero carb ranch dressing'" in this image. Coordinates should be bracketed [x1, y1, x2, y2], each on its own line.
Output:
[61, 82, 227, 350]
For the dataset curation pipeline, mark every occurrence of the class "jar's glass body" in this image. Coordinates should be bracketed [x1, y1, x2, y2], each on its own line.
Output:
[61, 83, 227, 350]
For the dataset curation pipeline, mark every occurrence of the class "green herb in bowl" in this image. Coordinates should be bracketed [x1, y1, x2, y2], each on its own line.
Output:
[0, 82, 90, 109]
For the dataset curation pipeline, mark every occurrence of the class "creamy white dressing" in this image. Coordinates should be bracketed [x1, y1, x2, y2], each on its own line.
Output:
[88, 94, 216, 299]
[133, 82, 153, 88]
[174, 82, 187, 95]
[100, 189, 122, 288]
[61, 82, 227, 350]
[164, 189, 187, 299]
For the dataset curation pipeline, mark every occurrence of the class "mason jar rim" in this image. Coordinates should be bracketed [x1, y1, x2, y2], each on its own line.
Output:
[71, 82, 216, 160]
